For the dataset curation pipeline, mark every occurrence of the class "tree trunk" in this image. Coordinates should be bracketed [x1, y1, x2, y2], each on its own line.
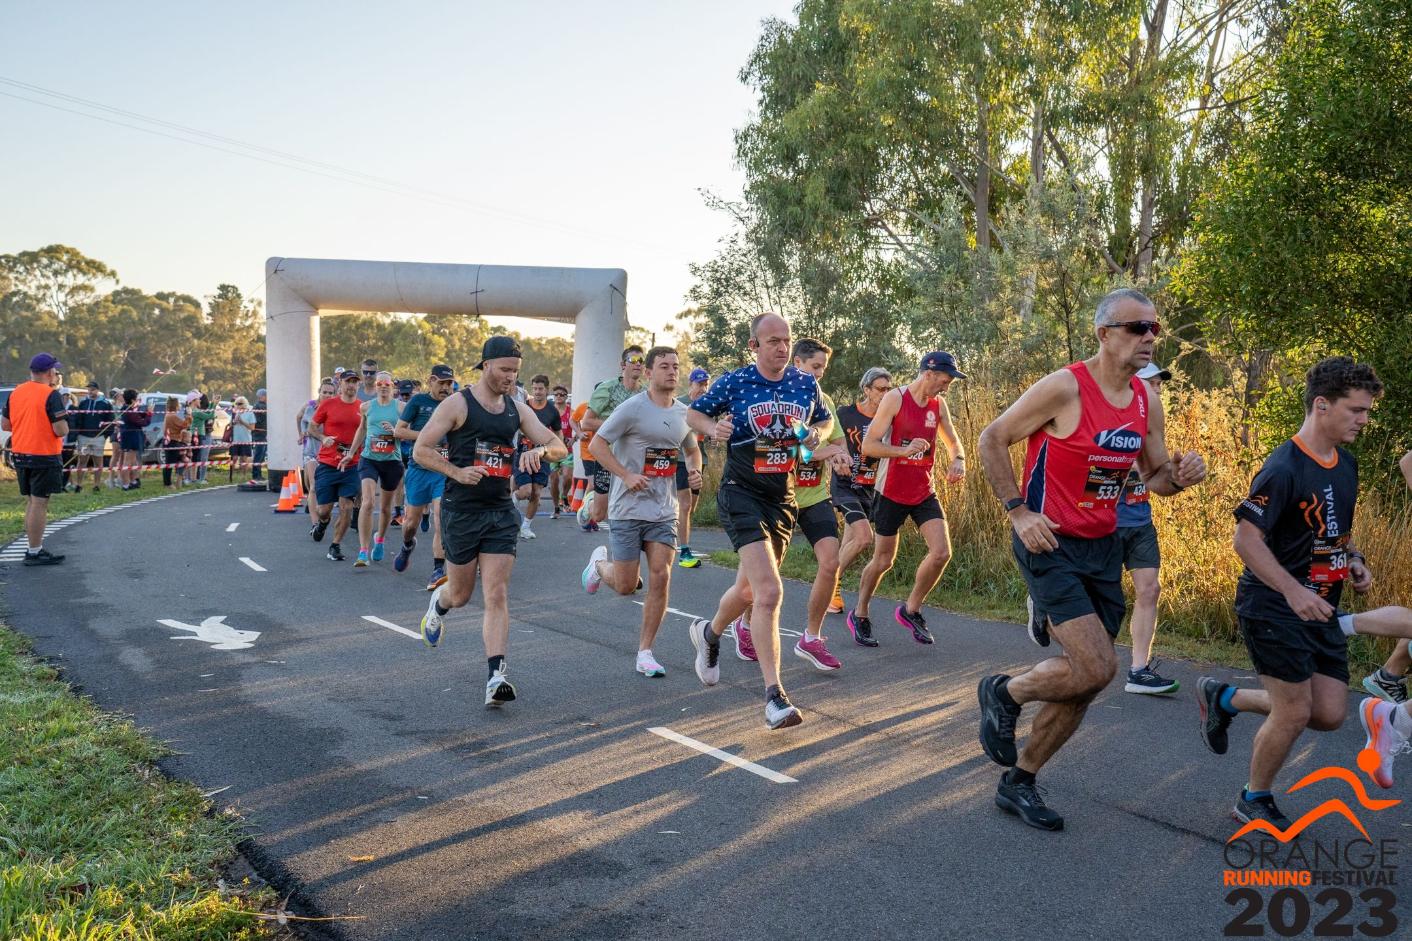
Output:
[1135, 0, 1169, 280]
[1019, 99, 1045, 321]
[974, 62, 991, 257]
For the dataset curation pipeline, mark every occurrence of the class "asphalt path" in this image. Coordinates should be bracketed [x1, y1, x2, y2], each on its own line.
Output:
[4, 485, 1409, 940]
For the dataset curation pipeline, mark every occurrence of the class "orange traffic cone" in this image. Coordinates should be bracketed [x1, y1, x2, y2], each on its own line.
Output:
[273, 473, 298, 513]
[569, 478, 587, 511]
[288, 467, 306, 505]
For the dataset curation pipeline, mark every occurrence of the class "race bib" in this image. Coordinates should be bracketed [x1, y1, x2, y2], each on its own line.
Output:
[1310, 535, 1349, 586]
[370, 436, 396, 455]
[796, 461, 823, 488]
[473, 442, 514, 478]
[436, 445, 450, 460]
[851, 456, 877, 488]
[754, 437, 796, 474]
[1123, 467, 1149, 506]
[1080, 464, 1126, 510]
[644, 447, 678, 478]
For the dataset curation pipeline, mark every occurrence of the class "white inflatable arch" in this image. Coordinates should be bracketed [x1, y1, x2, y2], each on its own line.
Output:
[263, 256, 627, 483]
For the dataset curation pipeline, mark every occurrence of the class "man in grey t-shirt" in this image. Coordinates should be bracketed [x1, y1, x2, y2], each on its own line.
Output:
[582, 346, 701, 678]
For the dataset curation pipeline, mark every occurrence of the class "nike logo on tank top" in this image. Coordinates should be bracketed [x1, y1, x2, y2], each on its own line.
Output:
[1021, 362, 1149, 539]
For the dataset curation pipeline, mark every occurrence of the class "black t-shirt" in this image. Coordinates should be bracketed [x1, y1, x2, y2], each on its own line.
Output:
[835, 403, 879, 488]
[443, 389, 520, 511]
[530, 400, 561, 434]
[1234, 438, 1359, 626]
[253, 399, 268, 441]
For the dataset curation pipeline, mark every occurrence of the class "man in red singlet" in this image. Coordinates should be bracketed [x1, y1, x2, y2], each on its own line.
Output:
[846, 352, 966, 646]
[976, 288, 1207, 830]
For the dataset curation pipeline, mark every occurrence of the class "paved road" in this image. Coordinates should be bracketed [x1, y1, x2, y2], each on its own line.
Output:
[4, 486, 1408, 940]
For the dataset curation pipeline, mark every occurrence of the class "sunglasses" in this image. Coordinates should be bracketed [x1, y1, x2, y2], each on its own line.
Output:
[362, 370, 377, 376]
[624, 356, 645, 365]
[870, 384, 892, 393]
[375, 381, 393, 388]
[1104, 320, 1162, 337]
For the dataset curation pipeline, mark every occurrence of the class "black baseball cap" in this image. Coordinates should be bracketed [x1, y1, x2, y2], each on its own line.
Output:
[920, 351, 966, 379]
[476, 336, 522, 369]
[397, 379, 416, 395]
[86, 380, 101, 390]
[429, 364, 455, 381]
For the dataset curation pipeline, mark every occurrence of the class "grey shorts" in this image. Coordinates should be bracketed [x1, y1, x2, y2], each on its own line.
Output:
[77, 435, 106, 457]
[608, 518, 678, 562]
[1119, 522, 1161, 571]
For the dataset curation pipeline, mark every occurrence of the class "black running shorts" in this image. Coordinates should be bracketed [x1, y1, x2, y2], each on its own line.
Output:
[796, 500, 839, 547]
[872, 492, 945, 538]
[830, 480, 875, 526]
[1240, 615, 1349, 684]
[1119, 522, 1161, 571]
[1012, 531, 1125, 638]
[440, 505, 520, 565]
[584, 458, 612, 496]
[717, 483, 795, 555]
[16, 462, 63, 499]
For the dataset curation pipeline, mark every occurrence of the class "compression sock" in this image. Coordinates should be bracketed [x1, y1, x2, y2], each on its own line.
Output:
[488, 654, 505, 678]
[1218, 686, 1239, 716]
[434, 601, 449, 616]
[1242, 787, 1272, 801]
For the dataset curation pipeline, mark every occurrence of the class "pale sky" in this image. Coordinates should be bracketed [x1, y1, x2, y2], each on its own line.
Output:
[0, 0, 796, 340]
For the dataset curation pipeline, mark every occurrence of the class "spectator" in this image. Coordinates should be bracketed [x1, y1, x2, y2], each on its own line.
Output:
[251, 387, 269, 481]
[228, 396, 256, 478]
[117, 388, 150, 490]
[1, 353, 69, 565]
[60, 389, 80, 492]
[189, 392, 217, 482]
[71, 381, 111, 493]
[162, 395, 191, 489]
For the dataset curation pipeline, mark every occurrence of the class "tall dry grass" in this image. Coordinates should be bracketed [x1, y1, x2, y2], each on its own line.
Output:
[694, 372, 1411, 676]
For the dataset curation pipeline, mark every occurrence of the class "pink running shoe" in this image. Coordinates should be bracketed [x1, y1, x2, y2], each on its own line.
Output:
[794, 633, 841, 671]
[1359, 697, 1409, 789]
[732, 617, 757, 661]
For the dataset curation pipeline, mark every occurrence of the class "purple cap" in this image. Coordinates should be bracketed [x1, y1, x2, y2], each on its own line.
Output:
[688, 367, 709, 383]
[29, 352, 62, 372]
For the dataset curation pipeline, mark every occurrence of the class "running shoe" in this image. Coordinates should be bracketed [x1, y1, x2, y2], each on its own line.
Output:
[895, 605, 934, 644]
[371, 538, 385, 562]
[577, 504, 592, 529]
[1125, 661, 1180, 695]
[677, 547, 700, 569]
[426, 566, 447, 591]
[422, 587, 446, 647]
[391, 512, 404, 528]
[978, 674, 1021, 767]
[636, 650, 666, 678]
[582, 545, 607, 594]
[520, 519, 536, 540]
[1359, 697, 1409, 789]
[420, 513, 430, 533]
[794, 634, 842, 671]
[732, 617, 757, 661]
[765, 688, 803, 730]
[485, 668, 516, 707]
[394, 538, 415, 572]
[354, 549, 369, 568]
[846, 610, 878, 648]
[827, 587, 845, 614]
[552, 507, 562, 520]
[995, 773, 1063, 831]
[1196, 676, 1234, 755]
[1363, 670, 1409, 705]
[311, 518, 329, 542]
[1026, 595, 1050, 647]
[21, 548, 64, 566]
[1233, 792, 1292, 830]
[689, 618, 720, 686]
[326, 543, 345, 562]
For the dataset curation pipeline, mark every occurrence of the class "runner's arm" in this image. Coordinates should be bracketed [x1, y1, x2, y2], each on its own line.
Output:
[587, 432, 633, 480]
[1137, 392, 1206, 496]
[393, 419, 419, 442]
[516, 401, 568, 462]
[860, 391, 909, 459]
[1234, 519, 1334, 621]
[580, 407, 605, 434]
[411, 395, 467, 478]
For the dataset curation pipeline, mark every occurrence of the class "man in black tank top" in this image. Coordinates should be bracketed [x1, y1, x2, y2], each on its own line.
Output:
[411, 337, 568, 708]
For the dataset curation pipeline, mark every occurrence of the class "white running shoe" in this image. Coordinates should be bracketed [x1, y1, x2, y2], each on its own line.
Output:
[636, 650, 666, 678]
[421, 586, 446, 648]
[689, 618, 720, 686]
[582, 545, 608, 593]
[520, 520, 536, 540]
[485, 668, 517, 708]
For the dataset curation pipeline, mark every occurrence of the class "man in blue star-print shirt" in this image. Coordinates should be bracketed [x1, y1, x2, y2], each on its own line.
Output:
[685, 312, 831, 730]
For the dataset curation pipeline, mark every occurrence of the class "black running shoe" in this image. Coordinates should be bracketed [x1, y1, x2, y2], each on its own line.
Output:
[1233, 792, 1292, 830]
[978, 674, 1021, 767]
[996, 773, 1063, 831]
[1197, 675, 1234, 755]
[895, 605, 934, 644]
[326, 542, 345, 562]
[846, 610, 879, 648]
[22, 548, 65, 566]
[311, 518, 329, 542]
[1026, 595, 1050, 647]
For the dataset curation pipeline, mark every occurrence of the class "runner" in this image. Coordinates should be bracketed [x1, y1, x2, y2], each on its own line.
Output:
[413, 336, 568, 707]
[394, 364, 456, 589]
[346, 371, 406, 567]
[355, 358, 379, 402]
[307, 371, 364, 561]
[550, 385, 573, 516]
[571, 399, 600, 532]
[514, 375, 565, 540]
[731, 339, 850, 671]
[976, 288, 1207, 830]
[830, 367, 891, 621]
[685, 312, 831, 730]
[582, 346, 701, 677]
[846, 352, 966, 647]
[297, 380, 335, 515]
[674, 367, 710, 569]
[1197, 358, 1412, 812]
[581, 346, 645, 525]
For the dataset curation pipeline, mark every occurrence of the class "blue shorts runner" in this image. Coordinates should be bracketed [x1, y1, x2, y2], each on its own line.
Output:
[404, 463, 445, 506]
[314, 463, 360, 504]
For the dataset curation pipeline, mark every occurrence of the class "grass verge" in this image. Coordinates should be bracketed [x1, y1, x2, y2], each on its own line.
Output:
[0, 473, 278, 940]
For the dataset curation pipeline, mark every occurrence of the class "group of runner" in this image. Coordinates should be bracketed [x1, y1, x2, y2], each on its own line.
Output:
[281, 291, 1412, 833]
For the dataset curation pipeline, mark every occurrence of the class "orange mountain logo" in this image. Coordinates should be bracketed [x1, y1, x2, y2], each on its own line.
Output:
[1228, 764, 1400, 844]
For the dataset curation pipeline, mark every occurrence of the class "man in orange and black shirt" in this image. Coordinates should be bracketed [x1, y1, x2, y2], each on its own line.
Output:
[1, 353, 69, 565]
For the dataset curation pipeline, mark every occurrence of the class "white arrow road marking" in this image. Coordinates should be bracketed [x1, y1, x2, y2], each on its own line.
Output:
[238, 557, 266, 572]
[631, 601, 802, 637]
[226, 523, 239, 532]
[361, 615, 421, 640]
[159, 616, 260, 651]
[648, 727, 797, 784]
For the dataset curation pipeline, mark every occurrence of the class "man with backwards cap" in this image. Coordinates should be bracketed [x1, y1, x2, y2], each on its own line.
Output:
[414, 337, 567, 708]
[674, 366, 711, 568]
[2, 353, 69, 565]
[846, 352, 967, 648]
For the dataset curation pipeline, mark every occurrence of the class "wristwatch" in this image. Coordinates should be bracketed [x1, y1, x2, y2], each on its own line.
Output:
[1004, 497, 1025, 512]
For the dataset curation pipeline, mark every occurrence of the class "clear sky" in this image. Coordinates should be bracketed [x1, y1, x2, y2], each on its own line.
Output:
[0, 0, 795, 340]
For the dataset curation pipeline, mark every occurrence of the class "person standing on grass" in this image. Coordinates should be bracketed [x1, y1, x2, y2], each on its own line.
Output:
[161, 396, 191, 489]
[228, 397, 256, 479]
[116, 389, 150, 490]
[189, 392, 217, 483]
[71, 381, 111, 493]
[2, 352, 69, 565]
[250, 388, 269, 482]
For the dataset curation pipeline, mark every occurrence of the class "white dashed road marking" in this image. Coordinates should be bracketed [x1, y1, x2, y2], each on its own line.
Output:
[226, 523, 239, 532]
[238, 557, 267, 572]
[362, 615, 421, 640]
[648, 727, 797, 784]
